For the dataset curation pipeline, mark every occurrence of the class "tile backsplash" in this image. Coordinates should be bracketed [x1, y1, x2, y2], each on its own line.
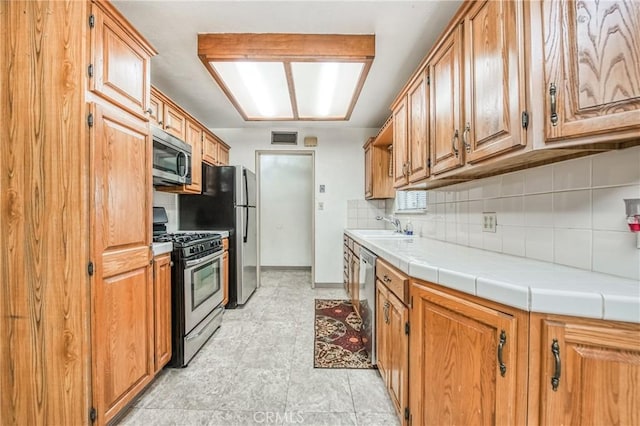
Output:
[385, 145, 640, 281]
[347, 199, 387, 229]
[153, 190, 179, 232]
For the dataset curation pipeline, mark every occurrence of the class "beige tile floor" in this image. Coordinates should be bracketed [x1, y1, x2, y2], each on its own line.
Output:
[119, 269, 399, 426]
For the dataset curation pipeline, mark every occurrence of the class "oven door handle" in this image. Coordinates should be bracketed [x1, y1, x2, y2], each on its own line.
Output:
[184, 251, 222, 268]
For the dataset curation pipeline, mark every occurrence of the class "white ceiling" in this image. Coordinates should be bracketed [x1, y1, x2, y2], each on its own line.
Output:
[112, 0, 462, 130]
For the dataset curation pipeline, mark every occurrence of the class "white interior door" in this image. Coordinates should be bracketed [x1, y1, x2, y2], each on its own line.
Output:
[259, 154, 313, 267]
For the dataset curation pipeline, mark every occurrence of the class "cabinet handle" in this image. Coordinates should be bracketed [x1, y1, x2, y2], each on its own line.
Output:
[383, 301, 390, 324]
[451, 129, 459, 157]
[158, 120, 163, 126]
[406, 160, 411, 176]
[463, 122, 471, 153]
[146, 108, 153, 115]
[549, 83, 558, 127]
[497, 330, 507, 377]
[551, 339, 561, 391]
[383, 275, 391, 284]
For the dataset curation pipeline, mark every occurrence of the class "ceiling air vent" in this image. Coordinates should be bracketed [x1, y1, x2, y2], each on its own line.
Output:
[271, 131, 298, 145]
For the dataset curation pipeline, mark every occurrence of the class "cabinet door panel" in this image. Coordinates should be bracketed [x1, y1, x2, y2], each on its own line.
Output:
[430, 26, 464, 175]
[376, 281, 389, 378]
[408, 72, 429, 182]
[387, 290, 409, 421]
[154, 254, 172, 372]
[185, 120, 203, 193]
[364, 143, 373, 198]
[465, 0, 526, 163]
[410, 283, 518, 425]
[91, 103, 153, 424]
[536, 317, 640, 425]
[91, 6, 150, 117]
[202, 132, 219, 166]
[164, 104, 186, 140]
[149, 92, 163, 128]
[393, 99, 408, 187]
[543, 0, 640, 142]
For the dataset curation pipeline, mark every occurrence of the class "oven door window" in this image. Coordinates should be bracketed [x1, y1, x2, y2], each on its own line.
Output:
[191, 259, 221, 310]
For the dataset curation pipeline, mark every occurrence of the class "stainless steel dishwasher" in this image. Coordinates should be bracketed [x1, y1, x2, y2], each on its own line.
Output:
[359, 247, 377, 364]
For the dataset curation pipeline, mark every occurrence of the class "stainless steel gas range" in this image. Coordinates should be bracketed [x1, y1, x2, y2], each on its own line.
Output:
[153, 231, 224, 367]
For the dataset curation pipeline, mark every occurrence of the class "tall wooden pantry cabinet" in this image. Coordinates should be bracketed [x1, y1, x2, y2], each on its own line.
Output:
[1, 1, 157, 425]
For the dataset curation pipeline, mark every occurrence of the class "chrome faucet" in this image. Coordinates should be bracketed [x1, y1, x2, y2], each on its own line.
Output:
[376, 215, 402, 233]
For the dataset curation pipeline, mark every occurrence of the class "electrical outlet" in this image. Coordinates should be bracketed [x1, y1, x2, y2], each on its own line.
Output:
[318, 201, 324, 211]
[482, 212, 497, 233]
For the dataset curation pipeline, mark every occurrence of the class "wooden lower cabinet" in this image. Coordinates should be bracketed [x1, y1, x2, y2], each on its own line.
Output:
[409, 280, 528, 425]
[377, 280, 409, 424]
[528, 313, 640, 425]
[153, 253, 172, 373]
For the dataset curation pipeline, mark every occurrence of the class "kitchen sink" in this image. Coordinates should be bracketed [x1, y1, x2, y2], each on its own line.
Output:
[350, 229, 413, 238]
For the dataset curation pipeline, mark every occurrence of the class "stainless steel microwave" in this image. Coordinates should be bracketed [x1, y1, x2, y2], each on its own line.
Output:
[152, 126, 192, 186]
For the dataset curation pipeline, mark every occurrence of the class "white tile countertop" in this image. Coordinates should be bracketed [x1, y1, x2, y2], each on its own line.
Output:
[345, 229, 640, 323]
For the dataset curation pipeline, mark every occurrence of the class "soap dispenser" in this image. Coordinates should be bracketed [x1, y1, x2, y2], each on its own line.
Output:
[404, 220, 413, 235]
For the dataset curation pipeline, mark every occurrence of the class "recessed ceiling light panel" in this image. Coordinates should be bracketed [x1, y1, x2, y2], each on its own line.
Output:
[210, 61, 293, 119]
[198, 33, 375, 121]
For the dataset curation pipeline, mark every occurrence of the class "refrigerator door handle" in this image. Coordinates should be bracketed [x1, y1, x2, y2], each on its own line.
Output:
[244, 207, 249, 243]
[243, 168, 249, 207]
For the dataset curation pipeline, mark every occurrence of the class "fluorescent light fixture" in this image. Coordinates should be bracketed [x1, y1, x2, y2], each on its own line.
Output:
[291, 62, 364, 118]
[210, 61, 292, 119]
[198, 34, 375, 121]
[317, 62, 339, 116]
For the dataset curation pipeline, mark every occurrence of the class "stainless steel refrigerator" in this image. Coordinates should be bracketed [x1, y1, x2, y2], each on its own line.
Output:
[179, 164, 257, 307]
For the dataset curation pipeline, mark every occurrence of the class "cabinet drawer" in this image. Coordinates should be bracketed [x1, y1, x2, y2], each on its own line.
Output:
[376, 259, 409, 305]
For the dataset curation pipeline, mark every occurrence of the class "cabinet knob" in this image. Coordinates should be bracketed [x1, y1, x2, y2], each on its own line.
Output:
[146, 108, 153, 115]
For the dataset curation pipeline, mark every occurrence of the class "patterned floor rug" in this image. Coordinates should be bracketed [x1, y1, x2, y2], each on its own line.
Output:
[314, 299, 374, 369]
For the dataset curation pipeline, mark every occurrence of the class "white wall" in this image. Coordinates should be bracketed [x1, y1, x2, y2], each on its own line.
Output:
[214, 127, 377, 283]
[385, 145, 640, 281]
[259, 154, 313, 267]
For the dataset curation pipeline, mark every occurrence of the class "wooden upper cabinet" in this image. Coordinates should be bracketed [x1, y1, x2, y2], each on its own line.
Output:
[410, 281, 522, 425]
[149, 90, 164, 128]
[90, 2, 154, 118]
[393, 98, 409, 187]
[542, 0, 640, 144]
[185, 120, 203, 192]
[365, 119, 395, 199]
[218, 143, 230, 166]
[163, 103, 186, 140]
[463, 0, 527, 163]
[91, 102, 154, 424]
[408, 70, 430, 182]
[430, 24, 464, 175]
[364, 139, 374, 198]
[202, 131, 219, 166]
[529, 313, 640, 425]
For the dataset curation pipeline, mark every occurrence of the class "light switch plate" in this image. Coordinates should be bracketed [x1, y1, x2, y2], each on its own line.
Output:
[483, 212, 497, 233]
[319, 184, 325, 193]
